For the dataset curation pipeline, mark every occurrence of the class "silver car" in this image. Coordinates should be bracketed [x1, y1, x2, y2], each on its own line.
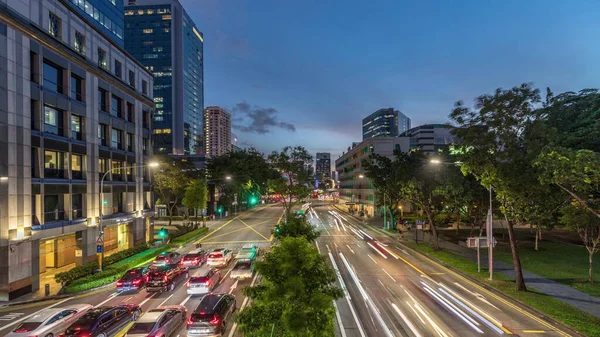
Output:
[6, 304, 93, 337]
[230, 259, 254, 280]
[186, 269, 221, 295]
[125, 305, 186, 337]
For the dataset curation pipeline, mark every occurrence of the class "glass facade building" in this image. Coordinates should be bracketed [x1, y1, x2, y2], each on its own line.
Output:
[125, 0, 204, 155]
[362, 108, 400, 140]
[65, 0, 125, 46]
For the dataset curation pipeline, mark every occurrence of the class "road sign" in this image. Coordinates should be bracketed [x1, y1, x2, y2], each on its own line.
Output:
[96, 245, 103, 253]
[96, 236, 103, 244]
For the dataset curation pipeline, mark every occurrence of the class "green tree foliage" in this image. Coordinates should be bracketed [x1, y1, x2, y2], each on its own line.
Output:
[153, 157, 196, 225]
[236, 237, 342, 337]
[274, 214, 320, 242]
[559, 204, 600, 283]
[268, 146, 313, 215]
[182, 179, 208, 225]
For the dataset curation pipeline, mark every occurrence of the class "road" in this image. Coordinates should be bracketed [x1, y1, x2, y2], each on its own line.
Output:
[309, 202, 582, 337]
[0, 204, 283, 337]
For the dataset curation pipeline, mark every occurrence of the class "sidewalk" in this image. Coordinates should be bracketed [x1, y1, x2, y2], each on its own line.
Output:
[333, 204, 600, 319]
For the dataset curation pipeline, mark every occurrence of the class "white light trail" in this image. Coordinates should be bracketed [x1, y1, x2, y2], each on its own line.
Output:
[392, 303, 422, 337]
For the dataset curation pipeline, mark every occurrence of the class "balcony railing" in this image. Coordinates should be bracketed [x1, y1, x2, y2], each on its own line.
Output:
[126, 174, 133, 181]
[72, 170, 85, 180]
[44, 210, 65, 223]
[112, 205, 123, 214]
[45, 168, 66, 179]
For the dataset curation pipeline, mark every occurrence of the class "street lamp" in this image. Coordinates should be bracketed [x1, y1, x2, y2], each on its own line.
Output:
[225, 175, 232, 180]
[98, 161, 159, 271]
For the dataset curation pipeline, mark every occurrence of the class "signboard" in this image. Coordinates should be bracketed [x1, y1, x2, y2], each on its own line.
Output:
[466, 236, 497, 248]
[96, 236, 103, 244]
[96, 245, 103, 253]
[416, 224, 423, 230]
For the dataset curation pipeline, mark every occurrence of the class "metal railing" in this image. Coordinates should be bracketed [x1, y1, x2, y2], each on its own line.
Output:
[45, 168, 66, 179]
[44, 210, 65, 223]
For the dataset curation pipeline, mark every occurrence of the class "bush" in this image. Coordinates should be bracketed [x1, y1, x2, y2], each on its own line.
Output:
[154, 216, 187, 221]
[103, 244, 149, 266]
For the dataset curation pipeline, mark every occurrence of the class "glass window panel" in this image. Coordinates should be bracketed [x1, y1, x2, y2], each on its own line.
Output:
[72, 154, 82, 171]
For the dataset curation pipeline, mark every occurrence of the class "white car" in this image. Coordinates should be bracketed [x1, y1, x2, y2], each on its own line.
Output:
[206, 248, 233, 267]
[186, 268, 221, 295]
[6, 304, 93, 337]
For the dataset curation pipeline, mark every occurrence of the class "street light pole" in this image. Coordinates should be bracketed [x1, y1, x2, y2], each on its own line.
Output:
[98, 162, 158, 271]
[488, 184, 494, 280]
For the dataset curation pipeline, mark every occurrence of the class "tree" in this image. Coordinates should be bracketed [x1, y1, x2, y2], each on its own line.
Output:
[274, 214, 320, 242]
[153, 157, 194, 225]
[181, 179, 208, 226]
[560, 204, 600, 283]
[268, 146, 313, 216]
[236, 237, 342, 337]
[449, 83, 545, 291]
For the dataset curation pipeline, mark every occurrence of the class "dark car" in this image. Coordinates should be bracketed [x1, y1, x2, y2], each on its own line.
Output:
[146, 264, 188, 293]
[181, 250, 208, 269]
[152, 252, 183, 266]
[186, 294, 236, 337]
[116, 268, 149, 292]
[59, 305, 141, 337]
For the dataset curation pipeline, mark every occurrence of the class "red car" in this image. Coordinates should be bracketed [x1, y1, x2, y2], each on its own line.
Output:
[116, 267, 149, 292]
[181, 250, 208, 268]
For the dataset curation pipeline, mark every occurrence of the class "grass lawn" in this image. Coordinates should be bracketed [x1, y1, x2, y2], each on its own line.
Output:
[407, 242, 600, 337]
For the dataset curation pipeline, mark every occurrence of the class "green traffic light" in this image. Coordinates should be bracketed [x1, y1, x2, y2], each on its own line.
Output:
[158, 228, 167, 238]
[103, 200, 108, 205]
[250, 197, 257, 205]
[217, 207, 223, 213]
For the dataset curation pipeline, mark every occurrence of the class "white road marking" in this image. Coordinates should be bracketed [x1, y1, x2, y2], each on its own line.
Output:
[180, 295, 192, 306]
[228, 273, 260, 337]
[0, 313, 24, 321]
[382, 268, 396, 282]
[367, 254, 379, 264]
[391, 303, 422, 337]
[315, 242, 321, 254]
[139, 293, 156, 307]
[367, 242, 388, 259]
[0, 297, 71, 331]
[346, 245, 355, 254]
[97, 292, 119, 306]
[229, 280, 239, 294]
[328, 252, 367, 337]
[157, 293, 175, 307]
[332, 300, 347, 337]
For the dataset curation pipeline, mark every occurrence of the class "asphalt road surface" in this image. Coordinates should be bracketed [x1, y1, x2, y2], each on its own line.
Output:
[309, 202, 582, 337]
[0, 204, 283, 337]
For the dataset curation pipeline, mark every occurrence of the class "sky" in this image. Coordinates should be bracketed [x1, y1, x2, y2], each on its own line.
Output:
[180, 0, 600, 161]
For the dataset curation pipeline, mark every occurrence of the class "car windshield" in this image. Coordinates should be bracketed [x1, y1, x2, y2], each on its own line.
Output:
[128, 322, 155, 334]
[122, 270, 142, 279]
[184, 254, 199, 260]
[155, 255, 167, 260]
[209, 253, 222, 258]
[13, 322, 42, 332]
[190, 276, 209, 283]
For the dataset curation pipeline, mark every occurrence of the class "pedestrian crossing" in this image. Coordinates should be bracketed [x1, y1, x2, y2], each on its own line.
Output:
[0, 312, 24, 321]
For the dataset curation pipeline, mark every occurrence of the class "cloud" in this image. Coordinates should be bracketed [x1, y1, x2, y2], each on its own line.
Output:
[232, 101, 296, 134]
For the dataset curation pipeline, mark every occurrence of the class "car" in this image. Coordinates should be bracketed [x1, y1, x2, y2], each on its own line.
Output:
[60, 305, 141, 337]
[234, 245, 258, 261]
[125, 305, 186, 337]
[206, 249, 232, 268]
[146, 264, 189, 293]
[152, 252, 183, 266]
[116, 267, 149, 292]
[230, 259, 254, 280]
[6, 304, 93, 337]
[186, 269, 221, 295]
[181, 250, 208, 269]
[186, 294, 236, 337]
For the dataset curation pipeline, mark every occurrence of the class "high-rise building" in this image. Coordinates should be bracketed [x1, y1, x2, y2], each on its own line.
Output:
[315, 153, 331, 180]
[125, 0, 204, 155]
[398, 111, 411, 135]
[399, 124, 455, 153]
[65, 0, 125, 46]
[362, 108, 400, 140]
[0, 0, 155, 300]
[204, 107, 232, 157]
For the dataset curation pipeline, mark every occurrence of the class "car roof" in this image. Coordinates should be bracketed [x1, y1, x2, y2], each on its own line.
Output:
[195, 294, 227, 314]
[211, 248, 224, 253]
[138, 309, 166, 323]
[26, 308, 64, 322]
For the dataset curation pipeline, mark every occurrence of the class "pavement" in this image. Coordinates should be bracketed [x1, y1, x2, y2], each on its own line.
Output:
[0, 204, 284, 337]
[308, 201, 584, 337]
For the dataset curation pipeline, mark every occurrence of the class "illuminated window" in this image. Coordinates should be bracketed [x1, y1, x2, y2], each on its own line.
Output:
[163, 28, 170, 33]
[74, 31, 85, 55]
[137, 10, 144, 15]
[153, 129, 171, 134]
[143, 40, 154, 45]
[125, 10, 134, 16]
[142, 29, 153, 34]
[147, 9, 154, 14]
[143, 54, 159, 59]
[154, 97, 163, 103]
[162, 15, 171, 20]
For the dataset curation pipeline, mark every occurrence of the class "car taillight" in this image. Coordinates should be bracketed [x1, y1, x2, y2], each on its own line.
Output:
[209, 315, 221, 326]
[14, 328, 31, 333]
[163, 275, 168, 281]
[166, 259, 171, 263]
[205, 280, 211, 286]
[132, 278, 142, 286]
[116, 280, 123, 287]
[185, 280, 190, 287]
[153, 260, 157, 263]
[186, 317, 194, 325]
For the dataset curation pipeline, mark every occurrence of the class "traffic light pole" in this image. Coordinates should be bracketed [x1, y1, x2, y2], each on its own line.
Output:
[98, 170, 112, 272]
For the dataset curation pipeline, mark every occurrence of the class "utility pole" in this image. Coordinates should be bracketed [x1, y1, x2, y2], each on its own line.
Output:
[488, 185, 494, 280]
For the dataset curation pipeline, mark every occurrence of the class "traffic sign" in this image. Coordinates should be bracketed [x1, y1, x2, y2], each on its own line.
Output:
[96, 236, 103, 244]
[96, 245, 103, 253]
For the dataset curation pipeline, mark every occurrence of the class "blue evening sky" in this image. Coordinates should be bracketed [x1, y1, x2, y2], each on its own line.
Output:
[181, 0, 600, 160]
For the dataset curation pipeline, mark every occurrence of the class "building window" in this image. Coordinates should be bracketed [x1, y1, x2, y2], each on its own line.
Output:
[142, 28, 153, 34]
[143, 138, 148, 155]
[111, 95, 123, 118]
[72, 193, 84, 219]
[44, 195, 64, 222]
[98, 124, 108, 146]
[127, 103, 135, 122]
[111, 128, 122, 149]
[74, 31, 85, 55]
[72, 154, 84, 180]
[48, 12, 61, 38]
[127, 133, 134, 152]
[114, 60, 122, 78]
[142, 80, 148, 95]
[97, 47, 107, 69]
[71, 114, 82, 140]
[128, 70, 135, 87]
[30, 51, 40, 84]
[112, 161, 123, 181]
[44, 105, 62, 135]
[98, 88, 108, 112]
[143, 111, 150, 129]
[43, 61, 64, 94]
[44, 150, 66, 178]
[70, 74, 83, 102]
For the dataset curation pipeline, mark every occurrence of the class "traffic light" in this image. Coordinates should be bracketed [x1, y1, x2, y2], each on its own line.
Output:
[249, 197, 257, 205]
[275, 226, 280, 234]
[99, 230, 104, 238]
[217, 206, 223, 214]
[158, 228, 168, 238]
[103, 200, 108, 205]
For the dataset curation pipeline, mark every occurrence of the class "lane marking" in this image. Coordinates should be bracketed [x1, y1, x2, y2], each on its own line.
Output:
[367, 242, 388, 259]
[200, 240, 270, 244]
[0, 313, 24, 321]
[237, 218, 270, 241]
[0, 297, 71, 332]
[180, 295, 192, 306]
[228, 273, 260, 337]
[121, 296, 133, 303]
[367, 254, 379, 264]
[202, 219, 274, 241]
[346, 245, 355, 254]
[194, 217, 238, 243]
[97, 292, 119, 306]
[522, 330, 546, 334]
[315, 242, 321, 254]
[139, 293, 156, 307]
[229, 280, 239, 294]
[332, 300, 348, 337]
[157, 293, 175, 307]
[382, 268, 396, 283]
[391, 303, 422, 337]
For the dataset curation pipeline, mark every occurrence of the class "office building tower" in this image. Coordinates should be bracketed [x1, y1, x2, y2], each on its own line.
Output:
[0, 0, 155, 300]
[400, 124, 456, 153]
[362, 108, 400, 140]
[398, 111, 411, 135]
[125, 0, 204, 155]
[65, 0, 125, 46]
[204, 107, 232, 157]
[315, 153, 331, 180]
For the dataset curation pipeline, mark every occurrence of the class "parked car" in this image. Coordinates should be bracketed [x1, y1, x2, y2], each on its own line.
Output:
[230, 259, 254, 280]
[60, 305, 141, 337]
[125, 305, 186, 337]
[6, 304, 93, 337]
[186, 294, 236, 337]
[146, 264, 189, 293]
[116, 267, 149, 292]
[181, 250, 208, 269]
[206, 249, 233, 268]
[152, 252, 183, 266]
[186, 268, 221, 295]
